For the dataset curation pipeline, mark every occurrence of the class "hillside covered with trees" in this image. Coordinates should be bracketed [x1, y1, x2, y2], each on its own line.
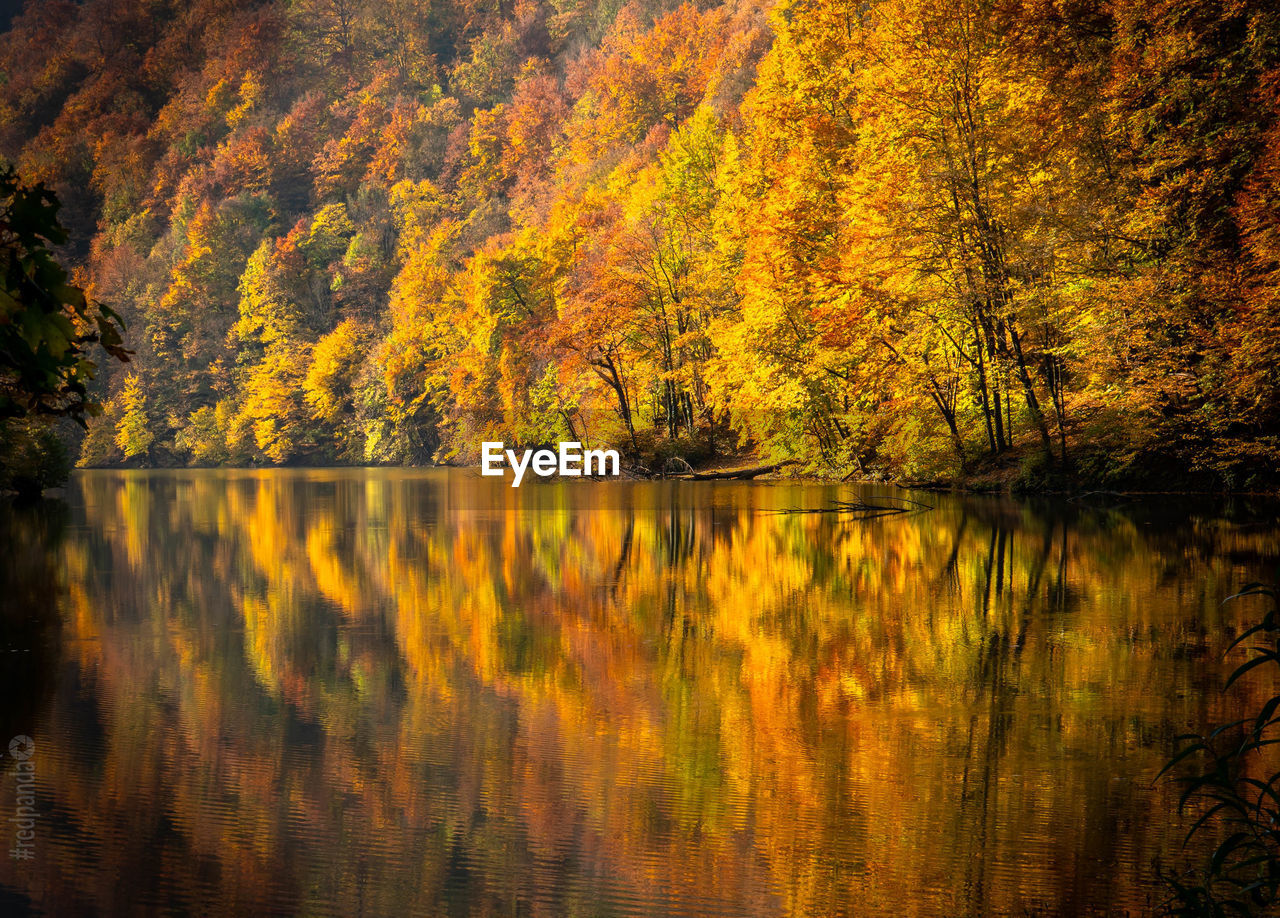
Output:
[1, 0, 1277, 488]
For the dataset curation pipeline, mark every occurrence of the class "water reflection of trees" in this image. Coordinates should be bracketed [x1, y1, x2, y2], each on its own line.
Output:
[8, 472, 1280, 916]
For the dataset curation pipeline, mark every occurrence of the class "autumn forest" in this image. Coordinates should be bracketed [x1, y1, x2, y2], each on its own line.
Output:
[2, 0, 1278, 488]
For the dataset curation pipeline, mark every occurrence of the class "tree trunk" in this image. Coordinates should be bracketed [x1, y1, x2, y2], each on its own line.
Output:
[1007, 324, 1053, 458]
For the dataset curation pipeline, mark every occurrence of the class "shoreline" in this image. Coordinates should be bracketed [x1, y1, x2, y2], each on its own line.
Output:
[60, 465, 1280, 498]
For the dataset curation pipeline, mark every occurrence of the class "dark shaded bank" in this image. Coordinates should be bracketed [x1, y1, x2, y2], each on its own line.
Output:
[884, 439, 1280, 496]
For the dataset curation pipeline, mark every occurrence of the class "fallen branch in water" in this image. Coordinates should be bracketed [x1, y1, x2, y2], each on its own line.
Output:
[771, 497, 933, 518]
[1066, 489, 1131, 507]
[672, 461, 796, 481]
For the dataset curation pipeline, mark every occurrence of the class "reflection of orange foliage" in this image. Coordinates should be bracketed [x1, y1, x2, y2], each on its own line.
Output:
[10, 471, 1280, 915]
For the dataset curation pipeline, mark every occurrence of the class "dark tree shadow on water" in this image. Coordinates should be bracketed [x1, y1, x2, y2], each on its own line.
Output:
[0, 497, 66, 745]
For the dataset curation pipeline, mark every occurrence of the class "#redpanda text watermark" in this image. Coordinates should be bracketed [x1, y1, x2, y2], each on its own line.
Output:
[8, 735, 35, 862]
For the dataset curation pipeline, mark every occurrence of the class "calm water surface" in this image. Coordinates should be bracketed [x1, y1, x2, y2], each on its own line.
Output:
[2, 469, 1279, 916]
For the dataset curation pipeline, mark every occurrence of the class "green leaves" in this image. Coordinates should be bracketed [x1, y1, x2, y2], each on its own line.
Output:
[0, 166, 131, 425]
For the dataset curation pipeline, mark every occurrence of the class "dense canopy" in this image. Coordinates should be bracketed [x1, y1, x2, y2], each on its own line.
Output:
[1, 0, 1277, 487]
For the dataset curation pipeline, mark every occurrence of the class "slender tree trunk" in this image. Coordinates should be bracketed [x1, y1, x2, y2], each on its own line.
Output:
[1007, 324, 1053, 458]
[974, 327, 998, 454]
[594, 354, 637, 452]
[982, 319, 1007, 452]
[928, 387, 967, 468]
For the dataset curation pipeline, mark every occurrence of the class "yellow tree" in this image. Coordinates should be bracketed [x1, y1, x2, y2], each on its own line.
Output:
[840, 0, 1085, 461]
[114, 374, 154, 463]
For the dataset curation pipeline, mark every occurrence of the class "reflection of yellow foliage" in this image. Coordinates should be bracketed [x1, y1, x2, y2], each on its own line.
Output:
[305, 517, 363, 615]
[32, 471, 1280, 915]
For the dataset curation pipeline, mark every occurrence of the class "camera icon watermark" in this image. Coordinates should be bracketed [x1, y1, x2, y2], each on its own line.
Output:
[9, 736, 33, 761]
[7, 735, 36, 862]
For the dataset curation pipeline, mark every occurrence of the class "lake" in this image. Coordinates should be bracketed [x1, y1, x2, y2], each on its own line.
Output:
[1, 469, 1278, 916]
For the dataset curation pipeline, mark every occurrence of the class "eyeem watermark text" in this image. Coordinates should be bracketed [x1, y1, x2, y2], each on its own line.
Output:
[482, 442, 619, 487]
[8, 735, 36, 861]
